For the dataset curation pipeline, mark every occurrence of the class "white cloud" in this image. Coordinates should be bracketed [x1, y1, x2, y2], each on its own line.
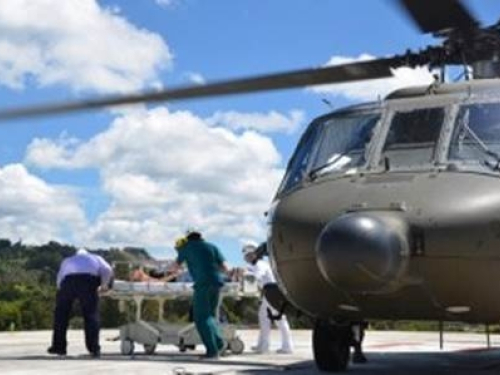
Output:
[25, 135, 82, 169]
[0, 164, 86, 244]
[155, 0, 178, 8]
[26, 107, 284, 248]
[0, 0, 172, 93]
[184, 71, 206, 85]
[309, 54, 436, 101]
[206, 110, 305, 134]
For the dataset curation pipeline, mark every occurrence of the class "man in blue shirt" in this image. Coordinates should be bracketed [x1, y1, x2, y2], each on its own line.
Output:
[170, 231, 229, 358]
[48, 248, 113, 357]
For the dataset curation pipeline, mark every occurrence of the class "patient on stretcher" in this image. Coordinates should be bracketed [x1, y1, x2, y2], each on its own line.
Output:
[107, 263, 258, 297]
[129, 265, 179, 282]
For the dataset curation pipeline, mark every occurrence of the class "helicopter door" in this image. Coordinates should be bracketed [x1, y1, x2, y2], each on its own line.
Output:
[381, 107, 445, 170]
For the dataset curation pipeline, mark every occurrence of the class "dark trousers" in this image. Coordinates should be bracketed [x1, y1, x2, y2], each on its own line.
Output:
[50, 274, 101, 354]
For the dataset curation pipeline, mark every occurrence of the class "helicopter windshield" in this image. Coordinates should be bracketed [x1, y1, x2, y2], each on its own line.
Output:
[278, 110, 379, 194]
[449, 102, 500, 170]
[381, 107, 445, 168]
[278, 123, 321, 193]
[309, 113, 379, 178]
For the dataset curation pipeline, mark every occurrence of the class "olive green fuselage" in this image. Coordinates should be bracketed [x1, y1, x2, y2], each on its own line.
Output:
[271, 171, 500, 323]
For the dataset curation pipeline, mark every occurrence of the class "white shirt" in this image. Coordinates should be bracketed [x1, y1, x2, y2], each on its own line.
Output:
[56, 249, 113, 288]
[248, 259, 275, 288]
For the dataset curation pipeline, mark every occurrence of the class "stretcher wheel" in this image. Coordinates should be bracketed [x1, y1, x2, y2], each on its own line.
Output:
[229, 338, 245, 354]
[179, 338, 187, 352]
[121, 339, 135, 355]
[143, 344, 156, 355]
[179, 343, 196, 352]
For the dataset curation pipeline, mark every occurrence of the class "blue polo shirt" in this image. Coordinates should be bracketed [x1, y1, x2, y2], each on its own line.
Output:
[176, 239, 225, 288]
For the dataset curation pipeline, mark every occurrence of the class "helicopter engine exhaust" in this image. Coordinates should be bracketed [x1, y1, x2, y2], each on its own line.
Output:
[316, 211, 410, 294]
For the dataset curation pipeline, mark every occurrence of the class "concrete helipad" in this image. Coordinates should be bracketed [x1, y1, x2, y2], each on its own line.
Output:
[1, 329, 500, 374]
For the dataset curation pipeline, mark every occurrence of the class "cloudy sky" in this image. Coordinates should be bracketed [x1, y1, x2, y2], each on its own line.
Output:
[0, 0, 499, 263]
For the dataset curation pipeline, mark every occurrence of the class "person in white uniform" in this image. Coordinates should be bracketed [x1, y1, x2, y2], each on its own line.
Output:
[243, 244, 294, 354]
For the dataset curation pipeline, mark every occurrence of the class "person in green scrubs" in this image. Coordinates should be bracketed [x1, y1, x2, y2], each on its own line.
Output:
[171, 230, 230, 358]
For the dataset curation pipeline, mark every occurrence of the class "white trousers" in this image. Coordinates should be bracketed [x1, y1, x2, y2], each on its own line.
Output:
[256, 297, 294, 352]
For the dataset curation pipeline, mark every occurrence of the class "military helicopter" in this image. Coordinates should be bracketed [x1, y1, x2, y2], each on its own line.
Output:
[2, 0, 500, 372]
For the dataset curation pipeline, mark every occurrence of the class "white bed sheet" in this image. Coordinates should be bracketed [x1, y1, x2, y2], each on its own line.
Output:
[108, 280, 244, 298]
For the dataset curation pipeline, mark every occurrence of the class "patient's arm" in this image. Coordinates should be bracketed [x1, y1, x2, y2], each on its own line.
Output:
[229, 267, 244, 282]
[219, 261, 230, 274]
[168, 261, 183, 276]
[159, 270, 180, 283]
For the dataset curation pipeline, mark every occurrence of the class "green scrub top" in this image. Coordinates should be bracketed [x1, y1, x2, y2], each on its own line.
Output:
[176, 239, 226, 288]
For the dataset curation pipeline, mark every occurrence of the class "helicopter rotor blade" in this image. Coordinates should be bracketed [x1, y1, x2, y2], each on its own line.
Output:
[398, 0, 478, 34]
[0, 57, 397, 121]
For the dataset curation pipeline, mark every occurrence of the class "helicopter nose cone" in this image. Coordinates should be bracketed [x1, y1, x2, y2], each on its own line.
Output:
[316, 211, 410, 294]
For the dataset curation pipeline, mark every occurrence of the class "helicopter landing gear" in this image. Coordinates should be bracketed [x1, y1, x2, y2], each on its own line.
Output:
[350, 322, 368, 364]
[313, 320, 351, 372]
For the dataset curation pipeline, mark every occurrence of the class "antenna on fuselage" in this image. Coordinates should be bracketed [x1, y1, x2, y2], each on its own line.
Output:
[321, 98, 335, 110]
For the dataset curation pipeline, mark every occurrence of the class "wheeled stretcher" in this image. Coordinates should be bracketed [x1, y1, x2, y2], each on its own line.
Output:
[105, 276, 259, 356]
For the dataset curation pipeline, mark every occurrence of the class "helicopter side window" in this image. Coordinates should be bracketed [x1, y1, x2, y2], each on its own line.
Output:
[308, 113, 379, 178]
[381, 107, 444, 168]
[449, 103, 500, 170]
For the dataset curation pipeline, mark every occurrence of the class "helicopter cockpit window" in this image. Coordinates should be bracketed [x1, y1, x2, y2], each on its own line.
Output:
[308, 113, 379, 178]
[381, 107, 444, 168]
[448, 103, 500, 170]
[278, 125, 319, 193]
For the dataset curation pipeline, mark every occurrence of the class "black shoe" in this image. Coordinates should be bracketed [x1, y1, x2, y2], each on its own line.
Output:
[87, 346, 101, 358]
[47, 347, 66, 356]
[352, 352, 367, 363]
[218, 342, 229, 356]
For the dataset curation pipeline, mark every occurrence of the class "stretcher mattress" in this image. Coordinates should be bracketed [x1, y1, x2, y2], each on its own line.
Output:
[107, 280, 252, 299]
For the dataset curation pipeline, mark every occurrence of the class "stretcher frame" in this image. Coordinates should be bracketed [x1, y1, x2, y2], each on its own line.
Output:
[105, 275, 259, 356]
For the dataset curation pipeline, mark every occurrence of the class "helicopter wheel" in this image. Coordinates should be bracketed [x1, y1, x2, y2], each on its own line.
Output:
[313, 320, 350, 372]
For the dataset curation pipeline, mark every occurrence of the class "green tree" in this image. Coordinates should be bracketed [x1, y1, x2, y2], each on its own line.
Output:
[0, 302, 22, 331]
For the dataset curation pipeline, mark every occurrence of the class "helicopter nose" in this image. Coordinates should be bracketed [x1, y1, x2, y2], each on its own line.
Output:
[316, 211, 410, 294]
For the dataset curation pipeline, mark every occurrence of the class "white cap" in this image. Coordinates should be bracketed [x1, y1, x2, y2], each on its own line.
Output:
[242, 243, 257, 255]
[76, 248, 88, 255]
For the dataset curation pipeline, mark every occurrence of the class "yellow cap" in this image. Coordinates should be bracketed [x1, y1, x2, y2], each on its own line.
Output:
[175, 236, 188, 250]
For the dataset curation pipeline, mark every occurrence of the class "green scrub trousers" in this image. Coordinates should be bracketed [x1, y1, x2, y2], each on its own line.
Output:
[193, 284, 224, 357]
